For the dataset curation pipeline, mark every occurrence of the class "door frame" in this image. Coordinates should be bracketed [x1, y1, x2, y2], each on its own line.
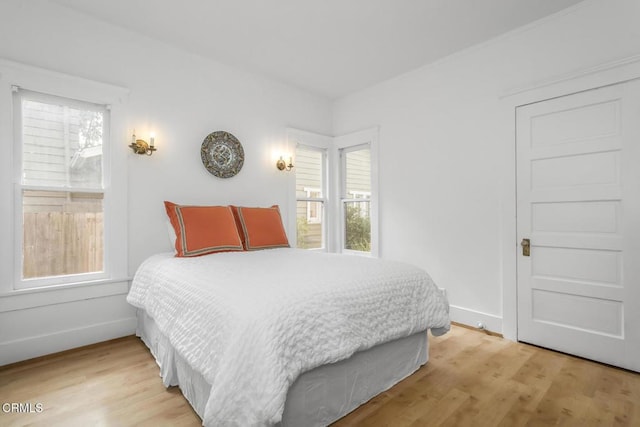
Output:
[499, 54, 640, 341]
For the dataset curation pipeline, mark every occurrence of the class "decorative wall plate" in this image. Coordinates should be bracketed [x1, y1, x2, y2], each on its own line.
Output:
[201, 131, 244, 179]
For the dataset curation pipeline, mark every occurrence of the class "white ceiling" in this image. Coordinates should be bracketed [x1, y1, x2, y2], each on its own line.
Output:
[52, 0, 585, 99]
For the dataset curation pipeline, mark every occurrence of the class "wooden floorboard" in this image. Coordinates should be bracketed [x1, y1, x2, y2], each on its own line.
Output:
[1, 325, 639, 426]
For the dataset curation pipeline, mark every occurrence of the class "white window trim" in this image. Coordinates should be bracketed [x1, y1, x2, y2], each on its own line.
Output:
[0, 59, 130, 294]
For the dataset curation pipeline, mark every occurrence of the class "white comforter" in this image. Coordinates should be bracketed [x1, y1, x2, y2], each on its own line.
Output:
[127, 248, 450, 427]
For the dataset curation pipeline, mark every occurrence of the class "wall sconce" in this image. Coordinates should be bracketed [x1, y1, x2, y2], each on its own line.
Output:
[276, 155, 294, 172]
[129, 130, 157, 156]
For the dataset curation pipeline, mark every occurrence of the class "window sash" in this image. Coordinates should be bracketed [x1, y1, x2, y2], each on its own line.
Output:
[340, 199, 371, 254]
[15, 187, 108, 288]
[296, 199, 326, 250]
[17, 89, 107, 190]
[340, 143, 371, 200]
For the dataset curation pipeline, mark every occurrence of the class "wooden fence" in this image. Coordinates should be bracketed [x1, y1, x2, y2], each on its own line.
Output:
[23, 212, 103, 279]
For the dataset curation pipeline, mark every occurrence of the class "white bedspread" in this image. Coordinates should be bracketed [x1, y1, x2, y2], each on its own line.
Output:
[127, 248, 450, 427]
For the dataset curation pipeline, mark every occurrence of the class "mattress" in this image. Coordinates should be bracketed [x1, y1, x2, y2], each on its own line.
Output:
[137, 309, 428, 426]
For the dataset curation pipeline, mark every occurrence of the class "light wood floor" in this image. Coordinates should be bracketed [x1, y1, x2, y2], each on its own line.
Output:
[1, 325, 639, 426]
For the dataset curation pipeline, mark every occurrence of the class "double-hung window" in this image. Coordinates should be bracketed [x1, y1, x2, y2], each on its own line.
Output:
[14, 89, 109, 288]
[295, 145, 327, 250]
[340, 144, 372, 254]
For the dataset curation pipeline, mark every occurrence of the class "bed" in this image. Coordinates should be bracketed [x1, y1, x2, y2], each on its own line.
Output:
[127, 248, 450, 427]
[128, 202, 449, 425]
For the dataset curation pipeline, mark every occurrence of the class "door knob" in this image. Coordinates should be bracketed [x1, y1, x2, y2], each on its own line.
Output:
[521, 238, 530, 257]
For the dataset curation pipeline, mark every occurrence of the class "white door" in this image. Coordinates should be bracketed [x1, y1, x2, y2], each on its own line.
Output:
[516, 80, 640, 372]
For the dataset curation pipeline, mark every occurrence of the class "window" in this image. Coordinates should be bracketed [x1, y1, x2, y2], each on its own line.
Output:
[295, 146, 326, 250]
[288, 127, 377, 256]
[15, 89, 108, 287]
[340, 145, 372, 253]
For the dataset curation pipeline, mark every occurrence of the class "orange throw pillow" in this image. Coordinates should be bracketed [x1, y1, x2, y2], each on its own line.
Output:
[232, 205, 290, 250]
[164, 201, 243, 257]
[229, 205, 246, 248]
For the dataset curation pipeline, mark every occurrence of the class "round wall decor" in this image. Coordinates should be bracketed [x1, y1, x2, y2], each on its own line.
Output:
[200, 131, 244, 179]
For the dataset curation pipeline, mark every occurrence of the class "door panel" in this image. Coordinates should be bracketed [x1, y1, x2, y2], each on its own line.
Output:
[531, 290, 623, 336]
[531, 201, 619, 233]
[516, 81, 640, 371]
[530, 151, 619, 188]
[532, 246, 620, 284]
[529, 99, 619, 146]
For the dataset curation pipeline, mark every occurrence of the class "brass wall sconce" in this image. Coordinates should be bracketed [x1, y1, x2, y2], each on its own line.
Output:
[276, 156, 294, 172]
[129, 131, 157, 156]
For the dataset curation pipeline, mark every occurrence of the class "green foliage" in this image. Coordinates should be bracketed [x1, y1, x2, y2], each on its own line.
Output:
[345, 204, 370, 252]
[296, 216, 310, 249]
[297, 205, 370, 252]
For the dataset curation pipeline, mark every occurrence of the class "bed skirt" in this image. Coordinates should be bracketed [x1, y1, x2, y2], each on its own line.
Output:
[136, 309, 428, 426]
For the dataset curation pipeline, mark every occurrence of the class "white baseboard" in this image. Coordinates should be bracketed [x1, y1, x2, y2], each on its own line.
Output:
[449, 305, 503, 336]
[0, 317, 137, 366]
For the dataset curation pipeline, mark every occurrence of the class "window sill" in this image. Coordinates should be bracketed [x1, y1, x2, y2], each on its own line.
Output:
[0, 277, 132, 313]
[341, 249, 373, 257]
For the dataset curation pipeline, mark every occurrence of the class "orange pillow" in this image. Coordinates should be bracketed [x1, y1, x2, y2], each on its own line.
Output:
[232, 205, 290, 250]
[164, 201, 243, 257]
[229, 205, 246, 248]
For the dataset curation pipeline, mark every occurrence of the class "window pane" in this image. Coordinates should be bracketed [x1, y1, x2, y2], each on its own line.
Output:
[344, 200, 371, 252]
[23, 190, 104, 279]
[297, 201, 324, 249]
[295, 146, 323, 198]
[345, 147, 371, 198]
[22, 99, 103, 188]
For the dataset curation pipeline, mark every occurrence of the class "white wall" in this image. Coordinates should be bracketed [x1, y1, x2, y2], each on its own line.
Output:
[0, 0, 332, 365]
[332, 0, 640, 334]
